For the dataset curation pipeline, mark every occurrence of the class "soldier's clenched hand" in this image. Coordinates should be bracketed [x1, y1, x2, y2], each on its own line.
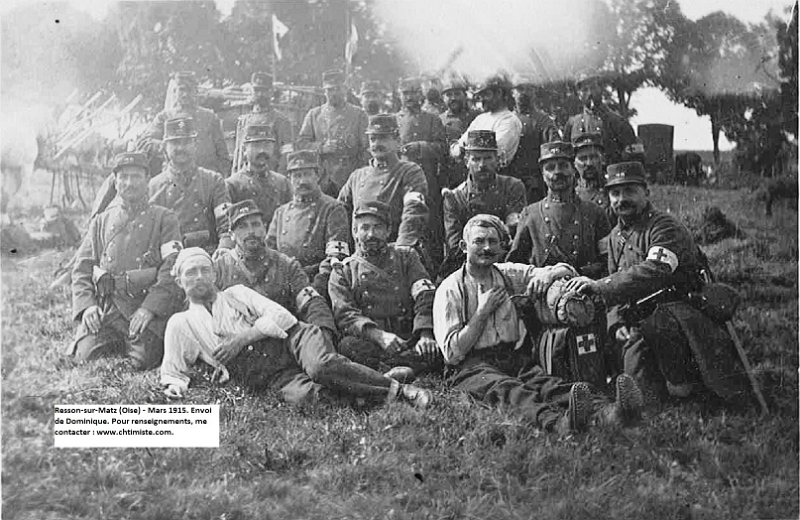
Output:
[213, 335, 246, 365]
[414, 331, 440, 365]
[128, 308, 154, 339]
[476, 285, 507, 319]
[82, 305, 103, 334]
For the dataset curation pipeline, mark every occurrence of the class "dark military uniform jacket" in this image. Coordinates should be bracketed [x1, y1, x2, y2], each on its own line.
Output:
[338, 159, 429, 246]
[508, 109, 560, 198]
[139, 106, 230, 175]
[396, 109, 447, 185]
[576, 179, 613, 224]
[266, 191, 349, 275]
[72, 199, 183, 335]
[442, 174, 526, 253]
[297, 102, 369, 191]
[507, 193, 611, 278]
[563, 106, 637, 166]
[226, 168, 292, 230]
[597, 203, 703, 319]
[328, 245, 435, 340]
[149, 163, 232, 250]
[238, 107, 294, 172]
[214, 246, 336, 334]
[440, 108, 479, 188]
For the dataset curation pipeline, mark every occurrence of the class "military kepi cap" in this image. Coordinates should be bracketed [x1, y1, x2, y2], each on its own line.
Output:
[464, 130, 498, 152]
[171, 71, 197, 88]
[360, 80, 384, 95]
[322, 70, 345, 87]
[539, 141, 575, 163]
[604, 161, 647, 189]
[365, 113, 398, 135]
[353, 200, 391, 225]
[112, 152, 149, 173]
[287, 150, 320, 171]
[572, 133, 604, 151]
[243, 124, 276, 143]
[398, 77, 423, 92]
[164, 117, 198, 141]
[441, 77, 468, 94]
[251, 71, 274, 89]
[228, 199, 263, 229]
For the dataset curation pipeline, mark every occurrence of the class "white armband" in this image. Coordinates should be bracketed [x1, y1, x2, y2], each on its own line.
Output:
[646, 246, 679, 272]
[411, 278, 435, 300]
[160, 240, 183, 258]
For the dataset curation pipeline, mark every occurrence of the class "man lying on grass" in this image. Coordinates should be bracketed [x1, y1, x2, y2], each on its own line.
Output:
[160, 247, 432, 408]
[433, 214, 643, 433]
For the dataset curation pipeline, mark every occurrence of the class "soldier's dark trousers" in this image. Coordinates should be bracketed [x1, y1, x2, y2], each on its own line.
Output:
[70, 307, 164, 370]
[337, 336, 436, 375]
[231, 322, 395, 406]
[448, 344, 577, 430]
[620, 304, 705, 403]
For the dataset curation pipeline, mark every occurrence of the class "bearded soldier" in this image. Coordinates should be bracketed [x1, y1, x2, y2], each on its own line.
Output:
[329, 201, 440, 381]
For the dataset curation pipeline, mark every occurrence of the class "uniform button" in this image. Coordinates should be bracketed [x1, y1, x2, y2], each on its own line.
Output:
[573, 235, 579, 239]
[544, 248, 550, 254]
[394, 286, 399, 290]
[282, 231, 287, 235]
[303, 244, 308, 248]
[544, 217, 550, 223]
[574, 220, 579, 225]
[248, 345, 254, 351]
[572, 250, 578, 255]
[544, 204, 550, 209]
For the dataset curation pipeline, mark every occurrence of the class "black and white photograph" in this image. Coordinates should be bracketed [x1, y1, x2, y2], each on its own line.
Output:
[1, 0, 798, 518]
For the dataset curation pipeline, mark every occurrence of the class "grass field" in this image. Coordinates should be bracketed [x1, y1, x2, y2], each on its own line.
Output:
[2, 184, 798, 520]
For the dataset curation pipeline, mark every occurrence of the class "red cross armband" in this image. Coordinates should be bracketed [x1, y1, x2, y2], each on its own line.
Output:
[325, 240, 350, 258]
[646, 246, 679, 272]
[296, 286, 322, 312]
[411, 278, 435, 301]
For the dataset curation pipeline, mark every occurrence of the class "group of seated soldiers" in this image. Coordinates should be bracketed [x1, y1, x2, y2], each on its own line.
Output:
[66, 70, 753, 434]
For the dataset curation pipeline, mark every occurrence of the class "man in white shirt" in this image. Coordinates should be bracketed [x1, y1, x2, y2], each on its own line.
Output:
[452, 75, 523, 170]
[433, 214, 642, 432]
[160, 247, 432, 408]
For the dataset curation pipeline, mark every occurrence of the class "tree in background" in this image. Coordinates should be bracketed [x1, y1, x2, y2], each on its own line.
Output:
[112, 1, 227, 110]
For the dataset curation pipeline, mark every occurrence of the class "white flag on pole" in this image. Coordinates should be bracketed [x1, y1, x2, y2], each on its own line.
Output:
[272, 14, 289, 61]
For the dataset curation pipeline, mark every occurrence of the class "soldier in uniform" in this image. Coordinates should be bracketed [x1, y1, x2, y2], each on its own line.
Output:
[441, 130, 526, 278]
[572, 133, 613, 222]
[395, 77, 447, 267]
[68, 152, 183, 369]
[138, 71, 230, 176]
[329, 201, 440, 380]
[297, 70, 369, 196]
[562, 73, 637, 166]
[452, 75, 522, 172]
[360, 80, 385, 116]
[161, 247, 433, 407]
[267, 150, 350, 280]
[338, 113, 429, 252]
[226, 123, 292, 230]
[508, 141, 611, 279]
[214, 200, 337, 344]
[508, 75, 561, 203]
[233, 71, 294, 174]
[439, 77, 479, 188]
[149, 117, 233, 252]
[565, 162, 750, 406]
